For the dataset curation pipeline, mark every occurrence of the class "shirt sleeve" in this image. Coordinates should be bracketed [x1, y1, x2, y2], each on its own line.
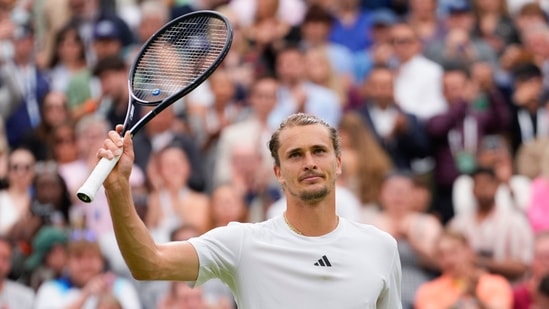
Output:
[188, 223, 246, 288]
[376, 238, 403, 309]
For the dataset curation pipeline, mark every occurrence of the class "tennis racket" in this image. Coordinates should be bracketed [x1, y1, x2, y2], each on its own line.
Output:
[77, 10, 233, 203]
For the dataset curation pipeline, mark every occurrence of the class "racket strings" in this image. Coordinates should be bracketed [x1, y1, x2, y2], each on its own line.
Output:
[132, 16, 229, 103]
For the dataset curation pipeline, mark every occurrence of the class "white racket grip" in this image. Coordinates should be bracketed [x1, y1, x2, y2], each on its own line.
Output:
[76, 154, 121, 203]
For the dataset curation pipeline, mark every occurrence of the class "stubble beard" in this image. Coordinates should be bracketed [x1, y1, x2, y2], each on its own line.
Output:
[298, 185, 329, 203]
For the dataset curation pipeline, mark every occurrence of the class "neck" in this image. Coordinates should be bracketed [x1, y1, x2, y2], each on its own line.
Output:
[283, 195, 339, 236]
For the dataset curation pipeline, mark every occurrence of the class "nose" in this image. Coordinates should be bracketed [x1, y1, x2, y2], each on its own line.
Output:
[303, 152, 317, 170]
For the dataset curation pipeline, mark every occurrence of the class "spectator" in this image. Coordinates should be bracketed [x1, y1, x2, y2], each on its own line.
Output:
[513, 231, 549, 309]
[448, 166, 534, 281]
[7, 162, 72, 275]
[526, 142, 549, 234]
[363, 171, 442, 309]
[336, 111, 393, 207]
[328, 0, 373, 53]
[157, 224, 235, 309]
[404, 0, 445, 44]
[213, 75, 279, 194]
[471, 0, 520, 55]
[224, 141, 281, 222]
[23, 225, 68, 291]
[423, 1, 499, 68]
[58, 114, 145, 237]
[532, 274, 549, 309]
[299, 4, 355, 90]
[188, 68, 244, 191]
[414, 229, 513, 309]
[0, 148, 35, 236]
[269, 45, 342, 128]
[390, 21, 446, 121]
[146, 145, 210, 241]
[239, 0, 301, 75]
[50, 121, 79, 167]
[0, 236, 34, 308]
[355, 64, 431, 171]
[519, 24, 549, 93]
[47, 22, 90, 94]
[352, 8, 398, 86]
[20, 90, 72, 161]
[452, 134, 531, 215]
[508, 62, 548, 155]
[304, 46, 357, 109]
[426, 62, 509, 223]
[34, 229, 141, 309]
[132, 104, 206, 193]
[208, 183, 249, 230]
[2, 23, 50, 148]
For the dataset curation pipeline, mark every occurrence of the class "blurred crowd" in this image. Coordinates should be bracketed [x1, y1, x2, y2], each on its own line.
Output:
[0, 0, 549, 308]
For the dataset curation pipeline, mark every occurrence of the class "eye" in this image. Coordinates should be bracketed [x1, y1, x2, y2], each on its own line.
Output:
[288, 152, 301, 159]
[313, 148, 327, 154]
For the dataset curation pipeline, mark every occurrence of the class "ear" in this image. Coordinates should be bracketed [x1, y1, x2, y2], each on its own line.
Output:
[335, 155, 342, 176]
[273, 165, 285, 185]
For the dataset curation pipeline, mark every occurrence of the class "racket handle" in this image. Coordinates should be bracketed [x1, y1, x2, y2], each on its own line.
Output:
[76, 155, 121, 203]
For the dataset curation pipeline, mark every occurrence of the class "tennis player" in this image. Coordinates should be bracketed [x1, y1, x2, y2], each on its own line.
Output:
[99, 113, 402, 308]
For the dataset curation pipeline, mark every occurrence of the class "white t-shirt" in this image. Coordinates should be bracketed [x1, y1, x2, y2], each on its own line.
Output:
[188, 216, 402, 309]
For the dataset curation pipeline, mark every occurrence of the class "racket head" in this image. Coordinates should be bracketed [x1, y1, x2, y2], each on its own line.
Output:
[129, 10, 233, 106]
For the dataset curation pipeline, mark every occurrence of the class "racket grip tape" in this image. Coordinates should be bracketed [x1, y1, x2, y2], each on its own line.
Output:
[76, 154, 121, 203]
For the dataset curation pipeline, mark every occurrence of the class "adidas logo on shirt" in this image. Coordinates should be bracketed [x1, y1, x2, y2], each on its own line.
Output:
[314, 255, 332, 267]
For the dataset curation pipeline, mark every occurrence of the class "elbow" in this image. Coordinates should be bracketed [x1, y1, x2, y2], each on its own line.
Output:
[130, 267, 155, 281]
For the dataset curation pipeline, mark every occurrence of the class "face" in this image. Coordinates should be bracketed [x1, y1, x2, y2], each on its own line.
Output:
[436, 235, 471, 276]
[472, 173, 498, 208]
[98, 69, 126, 102]
[42, 92, 69, 127]
[8, 148, 35, 189]
[44, 243, 68, 273]
[58, 29, 85, 62]
[210, 70, 235, 105]
[35, 172, 64, 206]
[365, 68, 394, 107]
[158, 147, 190, 187]
[301, 21, 331, 44]
[68, 246, 104, 287]
[93, 39, 122, 62]
[390, 24, 420, 62]
[77, 121, 108, 158]
[379, 176, 414, 215]
[52, 124, 78, 163]
[532, 235, 549, 278]
[249, 78, 278, 119]
[443, 70, 469, 104]
[274, 124, 341, 203]
[211, 185, 246, 226]
[304, 48, 331, 85]
[0, 240, 11, 280]
[276, 49, 305, 84]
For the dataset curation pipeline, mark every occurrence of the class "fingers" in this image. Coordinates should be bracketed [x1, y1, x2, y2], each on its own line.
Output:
[97, 128, 124, 160]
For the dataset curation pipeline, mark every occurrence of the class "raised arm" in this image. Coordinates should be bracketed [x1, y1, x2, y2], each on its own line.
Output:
[100, 125, 200, 281]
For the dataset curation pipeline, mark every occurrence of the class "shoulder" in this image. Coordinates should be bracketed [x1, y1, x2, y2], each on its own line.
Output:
[342, 218, 397, 249]
[5, 280, 34, 297]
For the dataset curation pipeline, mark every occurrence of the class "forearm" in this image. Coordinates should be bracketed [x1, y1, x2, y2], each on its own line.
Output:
[481, 258, 527, 281]
[104, 179, 163, 280]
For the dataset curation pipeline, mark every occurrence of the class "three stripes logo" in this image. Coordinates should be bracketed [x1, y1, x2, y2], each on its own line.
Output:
[314, 255, 332, 267]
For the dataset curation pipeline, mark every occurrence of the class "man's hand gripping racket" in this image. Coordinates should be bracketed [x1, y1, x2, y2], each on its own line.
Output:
[76, 10, 233, 203]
